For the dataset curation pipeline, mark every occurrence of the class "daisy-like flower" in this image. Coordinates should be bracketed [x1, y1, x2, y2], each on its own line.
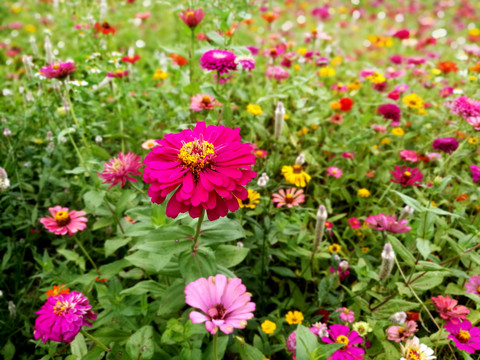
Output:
[45, 285, 70, 298]
[445, 320, 480, 353]
[39, 61, 77, 79]
[348, 217, 361, 229]
[238, 189, 260, 209]
[386, 321, 418, 342]
[98, 152, 143, 189]
[336, 307, 355, 323]
[40, 206, 88, 236]
[285, 310, 304, 325]
[33, 292, 97, 343]
[69, 80, 88, 86]
[403, 93, 424, 109]
[400, 337, 436, 360]
[143, 122, 256, 221]
[184, 274, 255, 334]
[261, 320, 276, 334]
[321, 324, 365, 360]
[357, 188, 370, 197]
[272, 188, 305, 208]
[329, 243, 341, 254]
[178, 8, 205, 28]
[465, 275, 480, 295]
[431, 295, 469, 324]
[390, 165, 423, 187]
[282, 164, 311, 187]
[141, 139, 159, 150]
[200, 50, 237, 75]
[352, 322, 373, 337]
[190, 94, 222, 112]
[365, 213, 411, 233]
[327, 166, 342, 178]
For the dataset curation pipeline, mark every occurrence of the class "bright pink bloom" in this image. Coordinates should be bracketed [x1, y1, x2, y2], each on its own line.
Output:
[386, 321, 418, 342]
[431, 295, 469, 324]
[371, 124, 386, 133]
[466, 117, 480, 131]
[121, 55, 140, 64]
[393, 29, 410, 39]
[190, 94, 222, 111]
[432, 137, 459, 154]
[272, 188, 305, 208]
[33, 292, 97, 343]
[324, 166, 341, 178]
[399, 150, 419, 163]
[450, 96, 480, 120]
[348, 217, 361, 229]
[143, 122, 256, 221]
[321, 324, 365, 360]
[40, 206, 88, 236]
[387, 90, 401, 101]
[200, 50, 237, 75]
[445, 320, 480, 353]
[40, 61, 77, 79]
[184, 274, 255, 335]
[390, 165, 423, 187]
[471, 165, 480, 182]
[439, 86, 454, 98]
[178, 8, 205, 28]
[98, 152, 143, 189]
[336, 307, 355, 323]
[265, 66, 289, 82]
[107, 70, 129, 78]
[262, 43, 286, 58]
[365, 213, 411, 233]
[465, 275, 480, 295]
[377, 103, 401, 126]
[342, 152, 355, 159]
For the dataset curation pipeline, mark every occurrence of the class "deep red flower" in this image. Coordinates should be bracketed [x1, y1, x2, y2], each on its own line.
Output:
[121, 55, 140, 64]
[339, 97, 354, 112]
[94, 22, 116, 35]
[438, 61, 459, 73]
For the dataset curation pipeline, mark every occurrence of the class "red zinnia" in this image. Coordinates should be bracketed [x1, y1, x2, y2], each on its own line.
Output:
[121, 55, 140, 64]
[170, 53, 189, 66]
[437, 61, 458, 73]
[178, 8, 205, 28]
[339, 97, 354, 112]
[94, 21, 116, 35]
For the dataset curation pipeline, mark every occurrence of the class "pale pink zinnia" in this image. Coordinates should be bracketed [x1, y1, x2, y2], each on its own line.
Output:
[336, 307, 355, 323]
[399, 149, 419, 163]
[265, 65, 290, 83]
[190, 94, 222, 112]
[386, 321, 418, 342]
[40, 206, 88, 236]
[184, 274, 255, 335]
[272, 188, 305, 208]
[431, 295, 469, 324]
[465, 275, 480, 295]
[327, 166, 342, 178]
[98, 152, 143, 189]
[141, 139, 159, 150]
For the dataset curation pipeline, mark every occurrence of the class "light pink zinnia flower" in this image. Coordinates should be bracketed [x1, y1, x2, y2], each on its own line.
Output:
[386, 321, 418, 342]
[399, 150, 419, 163]
[40, 206, 88, 236]
[465, 275, 480, 295]
[365, 213, 411, 233]
[39, 61, 77, 79]
[265, 65, 290, 82]
[141, 139, 159, 150]
[190, 94, 222, 112]
[327, 166, 342, 178]
[272, 188, 305, 208]
[98, 152, 143, 189]
[431, 295, 469, 324]
[184, 274, 255, 335]
[336, 307, 355, 323]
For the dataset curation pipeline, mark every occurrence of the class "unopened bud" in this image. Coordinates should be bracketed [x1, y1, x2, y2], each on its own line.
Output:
[257, 172, 269, 188]
[274, 101, 285, 140]
[44, 35, 54, 63]
[29, 36, 39, 57]
[312, 205, 327, 255]
[433, 176, 443, 187]
[389, 311, 407, 325]
[0, 167, 10, 192]
[8, 301, 16, 319]
[378, 243, 395, 282]
[22, 55, 34, 79]
[295, 153, 305, 165]
[95, 135, 103, 143]
[398, 205, 414, 221]
[99, 0, 108, 23]
[57, 106, 67, 117]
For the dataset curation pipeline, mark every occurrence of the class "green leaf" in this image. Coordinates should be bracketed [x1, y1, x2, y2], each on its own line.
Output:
[120, 281, 165, 297]
[125, 250, 173, 273]
[387, 235, 416, 266]
[71, 333, 88, 359]
[372, 299, 419, 319]
[236, 339, 265, 360]
[411, 272, 444, 292]
[296, 324, 318, 360]
[105, 237, 132, 257]
[310, 343, 343, 360]
[83, 190, 106, 210]
[126, 326, 155, 360]
[200, 218, 246, 244]
[205, 31, 225, 46]
[89, 144, 112, 160]
[203, 336, 228, 360]
[416, 238, 431, 259]
[215, 245, 249, 268]
[179, 248, 216, 283]
[270, 266, 297, 278]
[92, 217, 114, 230]
[57, 249, 86, 271]
[1, 340, 15, 360]
[157, 279, 186, 316]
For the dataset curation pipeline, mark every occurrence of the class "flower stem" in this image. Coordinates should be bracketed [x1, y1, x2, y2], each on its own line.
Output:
[213, 333, 218, 360]
[74, 236, 99, 275]
[64, 85, 89, 149]
[80, 329, 110, 353]
[192, 209, 206, 251]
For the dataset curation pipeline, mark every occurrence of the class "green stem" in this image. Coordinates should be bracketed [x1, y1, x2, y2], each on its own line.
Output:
[64, 85, 89, 149]
[104, 195, 125, 234]
[213, 333, 218, 360]
[73, 236, 99, 274]
[192, 209, 206, 251]
[80, 329, 109, 353]
[129, 181, 146, 195]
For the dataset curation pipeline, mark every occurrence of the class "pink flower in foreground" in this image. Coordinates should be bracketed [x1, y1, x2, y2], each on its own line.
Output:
[40, 206, 88, 236]
[348, 217, 361, 229]
[386, 321, 418, 342]
[178, 8, 205, 28]
[365, 213, 411, 233]
[390, 165, 423, 187]
[190, 94, 222, 111]
[33, 292, 97, 343]
[321, 324, 365, 360]
[445, 320, 480, 353]
[98, 152, 143, 189]
[39, 61, 77, 79]
[327, 166, 342, 178]
[336, 308, 355, 323]
[272, 188, 305, 208]
[143, 122, 256, 221]
[431, 295, 469, 324]
[184, 274, 255, 335]
[465, 275, 480, 295]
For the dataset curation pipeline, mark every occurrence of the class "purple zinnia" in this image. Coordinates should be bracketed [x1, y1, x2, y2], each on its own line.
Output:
[445, 320, 480, 354]
[39, 61, 77, 79]
[321, 324, 365, 360]
[432, 137, 459, 154]
[377, 103, 401, 126]
[390, 165, 423, 187]
[200, 50, 237, 75]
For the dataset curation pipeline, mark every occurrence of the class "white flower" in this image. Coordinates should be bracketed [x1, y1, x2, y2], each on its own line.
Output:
[257, 172, 269, 188]
[400, 337, 436, 360]
[295, 153, 305, 165]
[3, 128, 12, 137]
[88, 67, 101, 74]
[2, 89, 13, 96]
[95, 135, 103, 143]
[69, 80, 88, 86]
[389, 311, 407, 325]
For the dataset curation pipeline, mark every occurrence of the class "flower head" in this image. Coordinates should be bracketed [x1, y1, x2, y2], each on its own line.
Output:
[200, 50, 237, 75]
[247, 104, 263, 116]
[33, 292, 97, 343]
[400, 337, 436, 360]
[178, 9, 205, 28]
[432, 137, 459, 154]
[348, 217, 361, 229]
[365, 213, 411, 233]
[265, 66, 290, 82]
[272, 188, 305, 208]
[235, 55, 255, 71]
[390, 165, 423, 187]
[143, 122, 256, 221]
[238, 189, 260, 209]
[470, 165, 480, 183]
[190, 94, 222, 112]
[142, 139, 159, 150]
[261, 320, 276, 334]
[98, 152, 143, 189]
[378, 103, 401, 126]
[431, 295, 469, 324]
[285, 310, 304, 325]
[184, 274, 255, 335]
[352, 322, 372, 337]
[445, 320, 480, 353]
[465, 275, 480, 295]
[386, 321, 418, 342]
[399, 150, 420, 163]
[336, 307, 355, 323]
[39, 61, 77, 79]
[327, 167, 342, 178]
[357, 188, 370, 197]
[321, 324, 365, 360]
[94, 21, 115, 34]
[282, 165, 311, 187]
[107, 69, 129, 78]
[40, 206, 88, 236]
[403, 94, 424, 109]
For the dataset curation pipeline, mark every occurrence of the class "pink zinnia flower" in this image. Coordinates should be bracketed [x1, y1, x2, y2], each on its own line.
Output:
[184, 274, 255, 334]
[321, 324, 365, 360]
[439, 86, 454, 98]
[272, 188, 305, 208]
[325, 166, 341, 178]
[336, 307, 355, 323]
[33, 292, 97, 343]
[471, 165, 480, 182]
[465, 275, 480, 295]
[378, 103, 401, 126]
[265, 66, 290, 83]
[178, 8, 205, 28]
[143, 122, 256, 221]
[121, 55, 140, 64]
[431, 295, 469, 324]
[262, 43, 286, 58]
[393, 29, 410, 39]
[107, 69, 129, 78]
[386, 321, 418, 342]
[348, 217, 361, 229]
[399, 150, 419, 163]
[141, 139, 159, 150]
[39, 61, 77, 79]
[445, 320, 480, 353]
[450, 96, 480, 120]
[432, 137, 459, 154]
[390, 165, 423, 187]
[371, 124, 386, 133]
[190, 94, 222, 112]
[98, 152, 143, 189]
[466, 117, 480, 131]
[200, 50, 237, 75]
[365, 213, 411, 233]
[40, 206, 88, 236]
[342, 152, 355, 159]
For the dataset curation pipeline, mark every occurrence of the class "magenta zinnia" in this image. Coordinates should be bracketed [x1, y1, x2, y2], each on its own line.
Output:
[365, 213, 411, 233]
[390, 165, 423, 187]
[40, 206, 88, 236]
[39, 61, 77, 79]
[178, 8, 205, 28]
[33, 291, 97, 343]
[98, 152, 143, 189]
[445, 320, 480, 354]
[200, 50, 237, 75]
[184, 274, 255, 335]
[321, 324, 365, 360]
[143, 121, 256, 220]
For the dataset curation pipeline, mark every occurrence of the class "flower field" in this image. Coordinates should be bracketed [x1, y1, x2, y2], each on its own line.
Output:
[2, 0, 480, 359]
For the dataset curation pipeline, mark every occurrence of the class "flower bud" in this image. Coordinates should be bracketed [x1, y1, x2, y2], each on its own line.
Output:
[257, 172, 269, 188]
[0, 167, 10, 192]
[389, 311, 407, 325]
[8, 301, 16, 319]
[44, 35, 54, 63]
[295, 153, 305, 165]
[3, 128, 12, 137]
[378, 243, 395, 282]
[95, 135, 103, 143]
[433, 176, 443, 187]
[22, 55, 34, 79]
[274, 101, 285, 140]
[398, 205, 414, 221]
[339, 260, 349, 271]
[56, 106, 67, 117]
[313, 205, 327, 255]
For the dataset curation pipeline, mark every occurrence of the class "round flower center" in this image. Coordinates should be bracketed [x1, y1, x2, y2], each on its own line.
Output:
[458, 330, 471, 343]
[54, 210, 71, 226]
[285, 193, 293, 203]
[398, 327, 405, 335]
[255, 150, 264, 157]
[404, 171, 411, 177]
[186, 11, 195, 18]
[116, 70, 124, 74]
[335, 335, 349, 350]
[206, 304, 227, 320]
[477, 286, 480, 293]
[178, 139, 215, 175]
[269, 48, 277, 55]
[292, 165, 303, 174]
[52, 63, 60, 69]
[202, 96, 211, 104]
[53, 300, 72, 316]
[407, 348, 422, 360]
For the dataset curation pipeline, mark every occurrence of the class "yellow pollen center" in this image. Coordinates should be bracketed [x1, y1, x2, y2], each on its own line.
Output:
[178, 139, 215, 175]
[458, 330, 471, 343]
[270, 48, 277, 55]
[407, 349, 422, 360]
[202, 96, 211, 104]
[404, 171, 411, 177]
[398, 327, 405, 335]
[52, 63, 60, 69]
[116, 70, 123, 74]
[186, 11, 195, 18]
[293, 164, 303, 174]
[53, 300, 68, 316]
[54, 211, 70, 226]
[477, 286, 480, 293]
[336, 335, 349, 350]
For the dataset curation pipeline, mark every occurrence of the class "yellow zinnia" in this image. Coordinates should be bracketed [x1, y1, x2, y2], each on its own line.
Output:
[261, 320, 277, 334]
[391, 127, 405, 137]
[282, 165, 311, 187]
[247, 104, 263, 116]
[329, 243, 341, 254]
[285, 311, 304, 325]
[238, 189, 260, 209]
[357, 188, 370, 197]
[402, 93, 424, 109]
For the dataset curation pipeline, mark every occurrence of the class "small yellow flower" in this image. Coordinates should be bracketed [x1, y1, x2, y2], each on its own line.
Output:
[361, 247, 369, 253]
[247, 104, 263, 116]
[347, 80, 362, 91]
[282, 165, 311, 187]
[372, 145, 379, 149]
[366, 72, 386, 84]
[238, 189, 261, 209]
[293, 64, 301, 71]
[353, 322, 373, 336]
[391, 127, 405, 137]
[329, 243, 341, 254]
[330, 101, 341, 110]
[402, 93, 424, 109]
[261, 320, 277, 334]
[153, 69, 168, 80]
[284, 114, 290, 120]
[311, 124, 319, 130]
[25, 25, 37, 33]
[431, 201, 437, 207]
[358, 188, 370, 198]
[469, 76, 477, 82]
[297, 47, 308, 56]
[431, 68, 441, 75]
[11, 5, 22, 13]
[301, 127, 309, 135]
[285, 311, 304, 325]
[33, 139, 44, 144]
[318, 66, 336, 77]
[469, 137, 479, 145]
[469, 28, 480, 36]
[380, 138, 391, 145]
[330, 56, 343, 67]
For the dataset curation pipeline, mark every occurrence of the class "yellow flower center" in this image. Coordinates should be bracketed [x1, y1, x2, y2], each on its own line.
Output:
[52, 63, 60, 69]
[477, 286, 480, 293]
[292, 164, 303, 174]
[404, 171, 411, 177]
[178, 139, 215, 175]
[116, 69, 124, 74]
[52, 300, 71, 316]
[336, 335, 349, 350]
[458, 330, 471, 343]
[186, 11, 195, 18]
[202, 95, 211, 104]
[407, 349, 422, 360]
[54, 210, 70, 226]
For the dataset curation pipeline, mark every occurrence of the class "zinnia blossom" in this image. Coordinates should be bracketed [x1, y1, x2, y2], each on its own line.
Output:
[33, 292, 97, 343]
[184, 274, 255, 334]
[390, 165, 423, 187]
[336, 308, 355, 323]
[46, 285, 70, 298]
[365, 213, 411, 233]
[386, 321, 418, 342]
[327, 167, 342, 178]
[143, 122, 256, 221]
[465, 275, 480, 295]
[338, 98, 354, 112]
[348, 217, 361, 229]
[321, 324, 365, 360]
[282, 165, 311, 187]
[285, 310, 304, 325]
[190, 94, 222, 112]
[94, 21, 115, 34]
[399, 150, 419, 163]
[432, 137, 459, 154]
[265, 66, 290, 82]
[238, 189, 260, 209]
[178, 8, 205, 28]
[200, 50, 237, 75]
[121, 55, 140, 64]
[39, 61, 77, 79]
[470, 165, 480, 182]
[107, 69, 129, 78]
[272, 188, 305, 208]
[445, 320, 480, 353]
[98, 152, 143, 189]
[235, 55, 255, 71]
[378, 103, 401, 126]
[431, 295, 469, 324]
[400, 337, 436, 360]
[40, 206, 88, 236]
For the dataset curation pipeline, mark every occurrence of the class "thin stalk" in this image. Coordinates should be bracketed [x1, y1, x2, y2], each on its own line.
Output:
[80, 329, 110, 353]
[213, 333, 218, 360]
[64, 86, 88, 149]
[73, 236, 99, 274]
[104, 195, 125, 234]
[192, 209, 206, 251]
